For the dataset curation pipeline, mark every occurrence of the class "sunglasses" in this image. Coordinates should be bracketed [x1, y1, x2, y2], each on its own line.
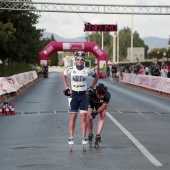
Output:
[76, 58, 85, 62]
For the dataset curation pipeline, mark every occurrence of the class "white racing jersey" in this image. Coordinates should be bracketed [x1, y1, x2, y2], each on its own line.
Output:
[64, 66, 96, 91]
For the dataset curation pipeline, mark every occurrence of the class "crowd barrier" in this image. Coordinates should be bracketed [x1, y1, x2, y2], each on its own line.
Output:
[0, 71, 38, 102]
[121, 73, 170, 97]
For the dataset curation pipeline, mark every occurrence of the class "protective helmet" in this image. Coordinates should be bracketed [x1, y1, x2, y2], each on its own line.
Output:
[96, 83, 107, 94]
[74, 51, 86, 58]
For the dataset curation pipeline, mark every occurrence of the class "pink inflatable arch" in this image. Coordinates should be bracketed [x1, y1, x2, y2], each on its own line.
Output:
[38, 41, 108, 78]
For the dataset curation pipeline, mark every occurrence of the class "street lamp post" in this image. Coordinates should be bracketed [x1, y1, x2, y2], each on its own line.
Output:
[130, 15, 133, 62]
[131, 0, 134, 63]
[117, 31, 119, 62]
[113, 32, 116, 64]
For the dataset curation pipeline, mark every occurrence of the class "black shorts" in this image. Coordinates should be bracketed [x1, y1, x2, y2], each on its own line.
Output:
[88, 98, 102, 111]
[69, 91, 88, 113]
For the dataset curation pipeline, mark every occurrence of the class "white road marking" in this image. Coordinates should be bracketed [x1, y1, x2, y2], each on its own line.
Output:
[117, 110, 123, 113]
[155, 112, 161, 115]
[106, 112, 163, 167]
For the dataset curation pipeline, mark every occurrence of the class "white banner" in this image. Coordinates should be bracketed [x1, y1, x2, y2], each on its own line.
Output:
[0, 71, 38, 95]
[122, 73, 170, 94]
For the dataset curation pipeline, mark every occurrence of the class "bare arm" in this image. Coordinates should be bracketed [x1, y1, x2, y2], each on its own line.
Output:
[96, 103, 107, 113]
[90, 74, 99, 89]
[62, 72, 69, 88]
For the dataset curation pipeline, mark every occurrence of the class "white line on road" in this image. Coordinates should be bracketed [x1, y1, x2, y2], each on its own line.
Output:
[117, 110, 123, 113]
[155, 112, 161, 115]
[106, 112, 163, 167]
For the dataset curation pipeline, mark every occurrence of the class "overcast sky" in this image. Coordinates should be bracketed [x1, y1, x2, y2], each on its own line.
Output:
[34, 0, 170, 40]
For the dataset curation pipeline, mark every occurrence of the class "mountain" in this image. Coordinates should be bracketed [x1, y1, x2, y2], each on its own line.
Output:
[43, 31, 85, 42]
[42, 31, 169, 51]
[142, 37, 169, 51]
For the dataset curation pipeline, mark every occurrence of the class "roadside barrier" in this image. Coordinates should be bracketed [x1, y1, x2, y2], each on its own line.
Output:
[121, 73, 170, 98]
[0, 71, 38, 102]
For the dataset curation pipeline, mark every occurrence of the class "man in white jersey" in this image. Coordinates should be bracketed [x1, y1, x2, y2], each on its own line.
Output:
[62, 51, 99, 150]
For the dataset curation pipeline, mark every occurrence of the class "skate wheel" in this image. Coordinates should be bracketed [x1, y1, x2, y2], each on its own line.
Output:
[70, 144, 73, 152]
[83, 145, 86, 152]
[94, 142, 99, 149]
[89, 141, 92, 148]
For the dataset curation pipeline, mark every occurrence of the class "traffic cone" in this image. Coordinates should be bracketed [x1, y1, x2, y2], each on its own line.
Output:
[2, 102, 6, 115]
[5, 103, 10, 116]
[9, 103, 15, 115]
[0, 106, 3, 116]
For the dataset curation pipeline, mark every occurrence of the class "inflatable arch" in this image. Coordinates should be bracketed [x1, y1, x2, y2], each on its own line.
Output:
[38, 41, 108, 78]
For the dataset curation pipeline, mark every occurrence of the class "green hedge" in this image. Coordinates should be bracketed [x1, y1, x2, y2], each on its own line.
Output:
[0, 63, 33, 77]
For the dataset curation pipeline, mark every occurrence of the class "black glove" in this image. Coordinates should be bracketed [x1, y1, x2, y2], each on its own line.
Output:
[87, 87, 93, 95]
[91, 111, 98, 119]
[63, 87, 71, 96]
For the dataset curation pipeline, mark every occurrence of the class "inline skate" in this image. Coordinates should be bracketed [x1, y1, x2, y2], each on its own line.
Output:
[88, 134, 94, 148]
[94, 134, 101, 149]
[68, 137, 74, 152]
[82, 137, 88, 152]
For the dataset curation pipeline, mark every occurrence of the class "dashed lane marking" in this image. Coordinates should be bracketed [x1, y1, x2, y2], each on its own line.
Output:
[117, 110, 123, 113]
[106, 112, 163, 167]
[155, 112, 161, 115]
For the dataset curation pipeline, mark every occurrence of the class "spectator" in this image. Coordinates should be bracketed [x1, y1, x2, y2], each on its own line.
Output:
[153, 64, 161, 76]
[36, 65, 43, 78]
[111, 64, 117, 81]
[139, 65, 145, 75]
[134, 63, 140, 74]
[150, 63, 156, 76]
[42, 64, 48, 78]
[125, 66, 131, 73]
[160, 62, 168, 78]
[167, 63, 170, 78]
[118, 64, 126, 80]
[101, 64, 107, 78]
[106, 65, 110, 79]
[145, 65, 150, 75]
[130, 63, 135, 74]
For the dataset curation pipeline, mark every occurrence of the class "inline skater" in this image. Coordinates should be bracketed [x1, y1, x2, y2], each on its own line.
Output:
[62, 51, 99, 152]
[87, 83, 111, 148]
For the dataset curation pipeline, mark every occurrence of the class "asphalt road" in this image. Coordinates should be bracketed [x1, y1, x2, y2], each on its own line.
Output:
[0, 71, 170, 170]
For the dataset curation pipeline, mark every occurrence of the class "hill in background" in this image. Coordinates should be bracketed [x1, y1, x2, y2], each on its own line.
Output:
[43, 31, 169, 51]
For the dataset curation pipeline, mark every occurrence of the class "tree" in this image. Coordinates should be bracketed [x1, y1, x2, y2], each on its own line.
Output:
[119, 27, 149, 61]
[0, 22, 16, 61]
[0, 1, 44, 64]
[85, 27, 149, 62]
[85, 32, 113, 60]
[147, 48, 168, 59]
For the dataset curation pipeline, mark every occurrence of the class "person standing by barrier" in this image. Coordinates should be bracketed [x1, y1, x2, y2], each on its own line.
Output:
[139, 65, 145, 75]
[62, 51, 99, 151]
[111, 64, 117, 81]
[153, 64, 161, 76]
[42, 64, 48, 78]
[101, 64, 107, 78]
[167, 63, 170, 78]
[87, 83, 111, 148]
[160, 62, 168, 78]
[106, 65, 110, 79]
